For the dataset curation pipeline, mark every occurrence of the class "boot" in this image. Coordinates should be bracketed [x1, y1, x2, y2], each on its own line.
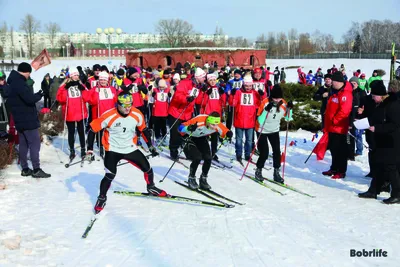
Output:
[380, 182, 391, 193]
[236, 155, 243, 165]
[94, 195, 107, 214]
[32, 168, 51, 178]
[147, 184, 167, 197]
[255, 168, 264, 182]
[382, 196, 400, 204]
[273, 168, 284, 184]
[69, 149, 76, 161]
[188, 176, 199, 190]
[199, 174, 211, 190]
[322, 169, 335, 177]
[358, 191, 377, 199]
[86, 150, 95, 162]
[21, 168, 33, 177]
[212, 154, 219, 163]
[331, 173, 346, 179]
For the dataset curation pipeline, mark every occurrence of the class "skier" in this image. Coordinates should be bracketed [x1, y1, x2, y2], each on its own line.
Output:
[366, 70, 382, 92]
[225, 69, 243, 129]
[56, 68, 90, 160]
[254, 84, 293, 183]
[178, 112, 233, 190]
[86, 71, 118, 160]
[91, 93, 163, 214]
[121, 67, 148, 115]
[252, 68, 268, 97]
[273, 66, 280, 85]
[167, 67, 207, 160]
[152, 79, 171, 145]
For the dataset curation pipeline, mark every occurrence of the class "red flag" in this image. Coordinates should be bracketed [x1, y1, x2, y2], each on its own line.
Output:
[31, 49, 51, 71]
[313, 133, 329, 160]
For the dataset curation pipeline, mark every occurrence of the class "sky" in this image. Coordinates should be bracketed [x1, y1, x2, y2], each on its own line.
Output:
[0, 0, 399, 42]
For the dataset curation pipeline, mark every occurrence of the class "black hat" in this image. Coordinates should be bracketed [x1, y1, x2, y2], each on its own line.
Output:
[324, 74, 332, 79]
[331, 71, 344, 82]
[163, 69, 171, 75]
[17, 62, 32, 73]
[117, 69, 125, 76]
[370, 80, 387, 96]
[281, 67, 284, 70]
[270, 84, 283, 98]
[93, 64, 101, 71]
[126, 67, 137, 76]
[77, 66, 82, 71]
[101, 65, 109, 73]
[234, 69, 241, 75]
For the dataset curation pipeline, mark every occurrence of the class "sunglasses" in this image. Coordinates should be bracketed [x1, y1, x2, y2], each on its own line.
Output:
[118, 103, 132, 108]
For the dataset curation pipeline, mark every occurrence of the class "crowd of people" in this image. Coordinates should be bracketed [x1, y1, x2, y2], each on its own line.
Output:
[0, 59, 400, 213]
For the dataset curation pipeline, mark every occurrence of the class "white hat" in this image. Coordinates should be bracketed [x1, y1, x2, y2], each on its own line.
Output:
[243, 75, 253, 85]
[195, 67, 206, 78]
[69, 67, 79, 77]
[207, 73, 217, 80]
[99, 71, 109, 80]
[158, 79, 167, 88]
[173, 73, 181, 81]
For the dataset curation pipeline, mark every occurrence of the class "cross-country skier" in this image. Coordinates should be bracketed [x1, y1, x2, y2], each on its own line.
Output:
[152, 79, 171, 145]
[178, 112, 233, 190]
[91, 92, 164, 214]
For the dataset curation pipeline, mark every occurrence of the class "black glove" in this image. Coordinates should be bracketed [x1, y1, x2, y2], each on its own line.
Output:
[138, 84, 148, 94]
[201, 84, 208, 92]
[218, 87, 225, 95]
[152, 92, 156, 97]
[231, 89, 237, 96]
[258, 89, 264, 96]
[265, 102, 274, 112]
[148, 146, 159, 157]
[148, 85, 153, 91]
[78, 83, 85, 91]
[206, 89, 213, 95]
[187, 123, 198, 132]
[187, 96, 195, 103]
[36, 90, 44, 97]
[168, 92, 172, 98]
[226, 130, 233, 140]
[287, 100, 294, 109]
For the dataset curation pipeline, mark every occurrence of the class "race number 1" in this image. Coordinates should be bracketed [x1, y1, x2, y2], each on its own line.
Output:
[240, 93, 254, 106]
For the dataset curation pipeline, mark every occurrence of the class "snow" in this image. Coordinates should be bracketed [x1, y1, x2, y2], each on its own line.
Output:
[1, 59, 398, 266]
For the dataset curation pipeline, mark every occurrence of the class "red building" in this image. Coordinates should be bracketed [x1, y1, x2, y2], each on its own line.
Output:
[125, 48, 267, 68]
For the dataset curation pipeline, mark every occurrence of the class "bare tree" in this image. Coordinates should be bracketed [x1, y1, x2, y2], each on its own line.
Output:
[155, 19, 195, 47]
[0, 22, 7, 49]
[19, 14, 40, 58]
[45, 22, 61, 48]
[10, 26, 14, 47]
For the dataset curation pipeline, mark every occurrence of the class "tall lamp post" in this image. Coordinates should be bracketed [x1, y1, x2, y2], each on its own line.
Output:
[62, 46, 65, 57]
[66, 43, 70, 58]
[96, 27, 122, 62]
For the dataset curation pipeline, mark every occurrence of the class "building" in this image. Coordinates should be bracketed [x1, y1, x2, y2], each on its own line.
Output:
[126, 47, 267, 68]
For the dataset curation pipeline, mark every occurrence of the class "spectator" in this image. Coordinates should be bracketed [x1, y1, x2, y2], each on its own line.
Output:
[315, 68, 324, 87]
[41, 73, 52, 108]
[7, 62, 51, 178]
[358, 73, 368, 92]
[313, 74, 333, 129]
[366, 70, 382, 92]
[339, 64, 345, 72]
[49, 73, 65, 111]
[280, 67, 286, 83]
[306, 70, 315, 85]
[273, 66, 280, 85]
[331, 64, 338, 73]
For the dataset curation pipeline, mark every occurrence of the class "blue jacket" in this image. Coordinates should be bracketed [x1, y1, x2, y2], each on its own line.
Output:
[7, 70, 42, 131]
[225, 77, 243, 93]
[306, 74, 315, 85]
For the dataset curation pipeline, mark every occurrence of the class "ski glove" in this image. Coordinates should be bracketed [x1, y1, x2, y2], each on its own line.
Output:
[258, 89, 264, 96]
[226, 130, 233, 140]
[206, 88, 213, 95]
[218, 87, 225, 95]
[187, 123, 198, 132]
[148, 146, 159, 157]
[230, 89, 237, 96]
[287, 100, 294, 109]
[168, 92, 172, 98]
[148, 85, 153, 91]
[138, 84, 148, 94]
[265, 102, 274, 112]
[187, 96, 195, 103]
[201, 84, 208, 92]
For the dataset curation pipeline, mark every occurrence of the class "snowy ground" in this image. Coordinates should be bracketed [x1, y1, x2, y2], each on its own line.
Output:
[1, 59, 398, 266]
[0, 129, 399, 267]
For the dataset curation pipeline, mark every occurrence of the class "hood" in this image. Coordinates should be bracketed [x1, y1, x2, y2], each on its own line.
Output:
[7, 70, 26, 85]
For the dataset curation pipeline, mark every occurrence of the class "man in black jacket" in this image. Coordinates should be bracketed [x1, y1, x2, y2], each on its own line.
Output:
[7, 62, 51, 178]
[313, 74, 333, 129]
[41, 73, 52, 108]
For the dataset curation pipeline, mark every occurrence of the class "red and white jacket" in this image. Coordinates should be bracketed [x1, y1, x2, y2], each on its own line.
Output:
[229, 88, 260, 129]
[152, 87, 171, 117]
[56, 82, 91, 122]
[200, 85, 226, 115]
[122, 77, 145, 108]
[87, 76, 99, 90]
[88, 86, 118, 120]
[168, 79, 203, 121]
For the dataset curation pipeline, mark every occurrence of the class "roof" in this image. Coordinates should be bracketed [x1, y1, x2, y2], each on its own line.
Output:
[127, 47, 265, 53]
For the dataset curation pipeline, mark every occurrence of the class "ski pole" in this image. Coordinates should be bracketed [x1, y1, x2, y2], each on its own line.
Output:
[240, 111, 270, 181]
[347, 130, 370, 150]
[281, 108, 291, 180]
[159, 132, 194, 183]
[156, 102, 190, 151]
[304, 147, 315, 164]
[60, 96, 69, 162]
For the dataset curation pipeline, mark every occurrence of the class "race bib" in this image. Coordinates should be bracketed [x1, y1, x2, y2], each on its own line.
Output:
[232, 81, 242, 89]
[68, 86, 81, 98]
[253, 82, 264, 91]
[132, 83, 139, 93]
[240, 93, 254, 106]
[99, 88, 113, 100]
[157, 92, 168, 102]
[189, 87, 200, 97]
[91, 80, 97, 88]
[209, 89, 220, 100]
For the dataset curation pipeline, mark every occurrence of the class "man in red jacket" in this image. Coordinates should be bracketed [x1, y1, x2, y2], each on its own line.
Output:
[322, 71, 353, 179]
[167, 67, 207, 160]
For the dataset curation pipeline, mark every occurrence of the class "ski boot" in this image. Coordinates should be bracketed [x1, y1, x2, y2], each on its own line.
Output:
[94, 195, 107, 214]
[69, 149, 76, 161]
[245, 155, 250, 161]
[236, 155, 243, 166]
[199, 173, 211, 190]
[147, 184, 167, 197]
[32, 168, 51, 178]
[86, 150, 95, 162]
[188, 175, 199, 190]
[255, 168, 264, 182]
[273, 168, 284, 184]
[213, 154, 219, 163]
[322, 169, 335, 177]
[21, 168, 33, 177]
[358, 191, 377, 199]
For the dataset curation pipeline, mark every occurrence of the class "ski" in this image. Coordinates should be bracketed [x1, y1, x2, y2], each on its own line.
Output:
[82, 216, 97, 238]
[174, 181, 235, 208]
[212, 159, 233, 169]
[249, 159, 272, 171]
[114, 190, 229, 208]
[183, 181, 244, 205]
[244, 174, 285, 195]
[263, 177, 315, 198]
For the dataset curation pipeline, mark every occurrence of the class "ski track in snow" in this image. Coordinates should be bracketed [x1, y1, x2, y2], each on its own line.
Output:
[1, 59, 399, 266]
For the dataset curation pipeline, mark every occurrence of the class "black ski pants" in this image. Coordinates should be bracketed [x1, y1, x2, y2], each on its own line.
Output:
[328, 132, 348, 173]
[168, 114, 184, 158]
[66, 120, 85, 153]
[184, 136, 212, 176]
[152, 116, 167, 140]
[256, 131, 281, 169]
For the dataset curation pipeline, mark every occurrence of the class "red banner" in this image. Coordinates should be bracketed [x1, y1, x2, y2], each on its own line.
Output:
[313, 133, 329, 160]
[31, 49, 51, 71]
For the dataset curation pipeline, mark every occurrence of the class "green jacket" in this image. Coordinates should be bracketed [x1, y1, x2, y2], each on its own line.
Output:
[366, 76, 382, 92]
[358, 78, 367, 91]
[26, 78, 35, 94]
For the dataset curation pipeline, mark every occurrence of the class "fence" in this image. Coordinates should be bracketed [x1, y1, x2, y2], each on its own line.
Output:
[267, 53, 394, 60]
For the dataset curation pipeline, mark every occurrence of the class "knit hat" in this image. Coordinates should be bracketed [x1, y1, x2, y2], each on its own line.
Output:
[195, 67, 206, 78]
[173, 73, 181, 81]
[234, 69, 241, 75]
[0, 71, 5, 80]
[331, 71, 344, 82]
[360, 73, 365, 78]
[370, 80, 387, 96]
[99, 71, 109, 81]
[270, 84, 283, 98]
[158, 79, 167, 88]
[207, 73, 217, 80]
[254, 68, 262, 74]
[59, 73, 65, 79]
[324, 74, 332, 80]
[163, 69, 171, 75]
[349, 76, 359, 86]
[243, 75, 253, 85]
[117, 68, 125, 76]
[93, 64, 101, 71]
[126, 67, 137, 77]
[17, 62, 32, 73]
[69, 67, 79, 77]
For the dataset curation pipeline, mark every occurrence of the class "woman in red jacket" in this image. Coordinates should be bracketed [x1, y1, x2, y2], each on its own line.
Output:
[56, 67, 91, 160]
[86, 71, 118, 160]
[151, 79, 171, 145]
